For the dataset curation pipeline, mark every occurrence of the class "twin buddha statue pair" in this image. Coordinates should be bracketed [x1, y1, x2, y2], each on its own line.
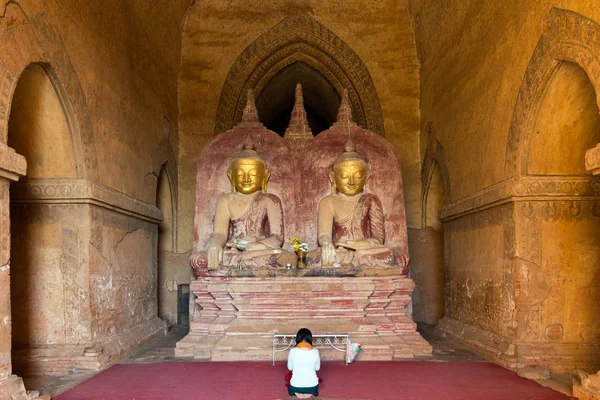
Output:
[190, 137, 409, 272]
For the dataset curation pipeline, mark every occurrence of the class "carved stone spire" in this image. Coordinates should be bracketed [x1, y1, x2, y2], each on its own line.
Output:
[334, 136, 367, 166]
[284, 83, 313, 140]
[239, 89, 262, 128]
[334, 89, 357, 127]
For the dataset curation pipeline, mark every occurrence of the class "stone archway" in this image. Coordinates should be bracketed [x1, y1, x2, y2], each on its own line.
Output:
[413, 122, 451, 325]
[7, 62, 90, 380]
[503, 7, 600, 374]
[505, 8, 600, 178]
[0, 2, 98, 179]
[421, 123, 451, 225]
[0, 2, 99, 394]
[213, 14, 385, 136]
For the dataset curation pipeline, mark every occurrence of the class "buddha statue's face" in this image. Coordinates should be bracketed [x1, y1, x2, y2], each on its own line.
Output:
[332, 160, 368, 196]
[228, 159, 270, 194]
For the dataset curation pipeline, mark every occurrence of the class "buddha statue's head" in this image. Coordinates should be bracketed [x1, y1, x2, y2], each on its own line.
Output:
[228, 137, 270, 194]
[330, 137, 369, 196]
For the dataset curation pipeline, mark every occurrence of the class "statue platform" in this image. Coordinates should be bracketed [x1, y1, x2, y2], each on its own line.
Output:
[175, 274, 432, 361]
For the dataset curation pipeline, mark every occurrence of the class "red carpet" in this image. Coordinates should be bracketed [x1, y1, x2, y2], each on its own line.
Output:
[54, 361, 573, 400]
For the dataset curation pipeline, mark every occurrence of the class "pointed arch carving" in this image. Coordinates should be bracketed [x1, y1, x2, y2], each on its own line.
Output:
[505, 8, 600, 178]
[214, 14, 385, 136]
[421, 122, 451, 227]
[0, 1, 98, 180]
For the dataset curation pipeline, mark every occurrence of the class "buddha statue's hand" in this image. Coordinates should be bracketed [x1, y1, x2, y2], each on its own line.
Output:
[321, 241, 336, 266]
[207, 244, 223, 269]
[190, 252, 208, 270]
[394, 249, 410, 270]
[340, 239, 374, 250]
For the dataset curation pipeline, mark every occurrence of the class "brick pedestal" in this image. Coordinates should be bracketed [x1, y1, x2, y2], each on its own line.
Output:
[176, 275, 431, 361]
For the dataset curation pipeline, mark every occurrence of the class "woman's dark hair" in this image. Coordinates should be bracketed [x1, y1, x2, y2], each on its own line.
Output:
[295, 328, 312, 346]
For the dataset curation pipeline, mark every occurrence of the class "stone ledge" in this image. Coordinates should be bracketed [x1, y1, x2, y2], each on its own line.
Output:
[10, 178, 161, 222]
[12, 318, 167, 377]
[0, 143, 26, 181]
[95, 317, 168, 368]
[437, 316, 517, 369]
[440, 176, 600, 221]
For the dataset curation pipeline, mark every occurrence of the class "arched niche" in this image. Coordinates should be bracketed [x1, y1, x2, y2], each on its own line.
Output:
[157, 162, 177, 324]
[506, 8, 600, 177]
[505, 8, 600, 374]
[7, 64, 78, 178]
[0, 2, 97, 180]
[8, 62, 83, 369]
[527, 62, 600, 175]
[213, 14, 384, 136]
[424, 162, 446, 231]
[157, 163, 175, 253]
[414, 125, 450, 325]
[256, 61, 339, 135]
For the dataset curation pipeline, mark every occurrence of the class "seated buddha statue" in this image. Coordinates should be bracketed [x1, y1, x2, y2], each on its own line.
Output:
[190, 138, 294, 271]
[317, 138, 409, 269]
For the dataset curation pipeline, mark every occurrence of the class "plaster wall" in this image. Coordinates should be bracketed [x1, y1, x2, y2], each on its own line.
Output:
[178, 0, 421, 256]
[10, 205, 91, 349]
[0, 181, 11, 380]
[444, 204, 516, 338]
[89, 207, 164, 353]
[514, 201, 600, 372]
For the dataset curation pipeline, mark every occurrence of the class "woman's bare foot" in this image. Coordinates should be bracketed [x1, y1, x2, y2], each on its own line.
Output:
[294, 394, 312, 399]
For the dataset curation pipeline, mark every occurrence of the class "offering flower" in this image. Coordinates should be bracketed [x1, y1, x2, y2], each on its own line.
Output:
[290, 237, 308, 253]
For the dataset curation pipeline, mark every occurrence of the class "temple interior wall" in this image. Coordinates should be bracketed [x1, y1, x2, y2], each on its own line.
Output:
[410, 0, 600, 375]
[408, 0, 600, 197]
[0, 0, 188, 383]
[10, 205, 91, 349]
[514, 201, 600, 373]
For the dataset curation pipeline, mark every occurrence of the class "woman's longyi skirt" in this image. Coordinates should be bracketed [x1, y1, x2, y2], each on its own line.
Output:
[288, 384, 319, 396]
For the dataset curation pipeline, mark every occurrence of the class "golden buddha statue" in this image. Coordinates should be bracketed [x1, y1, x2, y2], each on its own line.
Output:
[317, 138, 409, 269]
[191, 138, 294, 270]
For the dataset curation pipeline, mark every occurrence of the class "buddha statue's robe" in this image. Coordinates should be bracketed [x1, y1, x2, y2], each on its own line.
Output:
[333, 193, 384, 246]
[316, 193, 407, 269]
[225, 191, 284, 251]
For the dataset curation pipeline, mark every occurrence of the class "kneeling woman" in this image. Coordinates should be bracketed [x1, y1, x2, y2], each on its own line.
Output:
[287, 328, 320, 399]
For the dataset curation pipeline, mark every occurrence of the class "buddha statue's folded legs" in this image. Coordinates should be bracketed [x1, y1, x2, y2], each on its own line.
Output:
[307, 246, 408, 271]
[191, 247, 296, 273]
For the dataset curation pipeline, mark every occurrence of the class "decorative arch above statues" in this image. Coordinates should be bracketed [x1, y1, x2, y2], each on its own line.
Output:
[213, 14, 385, 136]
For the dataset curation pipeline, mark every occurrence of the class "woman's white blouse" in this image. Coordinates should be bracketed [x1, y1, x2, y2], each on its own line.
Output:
[287, 347, 321, 387]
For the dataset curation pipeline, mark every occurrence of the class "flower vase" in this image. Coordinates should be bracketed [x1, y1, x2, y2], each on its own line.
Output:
[296, 250, 307, 269]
